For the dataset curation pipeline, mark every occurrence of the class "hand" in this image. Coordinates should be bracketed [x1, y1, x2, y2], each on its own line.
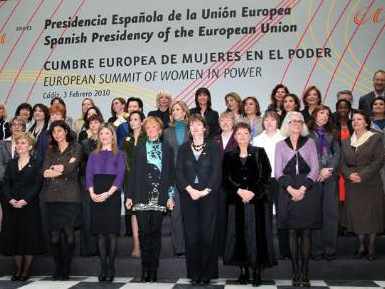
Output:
[17, 199, 28, 208]
[52, 164, 64, 173]
[237, 188, 247, 202]
[349, 172, 361, 183]
[167, 198, 175, 210]
[237, 189, 253, 203]
[90, 192, 105, 203]
[125, 198, 133, 210]
[199, 188, 210, 198]
[187, 186, 201, 200]
[97, 192, 109, 202]
[9, 199, 18, 207]
[242, 189, 255, 203]
[287, 186, 303, 202]
[319, 168, 332, 181]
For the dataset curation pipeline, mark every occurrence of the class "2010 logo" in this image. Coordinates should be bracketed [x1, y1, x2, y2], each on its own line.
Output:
[354, 6, 384, 25]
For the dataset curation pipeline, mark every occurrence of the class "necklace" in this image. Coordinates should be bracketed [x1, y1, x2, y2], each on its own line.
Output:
[192, 142, 206, 152]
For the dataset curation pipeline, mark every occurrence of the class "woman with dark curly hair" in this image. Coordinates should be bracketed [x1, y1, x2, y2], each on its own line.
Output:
[42, 120, 82, 280]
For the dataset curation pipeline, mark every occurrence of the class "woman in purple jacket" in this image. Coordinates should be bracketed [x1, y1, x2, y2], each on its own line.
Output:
[275, 111, 320, 287]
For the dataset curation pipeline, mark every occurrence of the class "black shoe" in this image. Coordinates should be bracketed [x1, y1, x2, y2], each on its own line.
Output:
[279, 254, 291, 260]
[354, 249, 367, 259]
[201, 279, 210, 285]
[106, 259, 115, 282]
[251, 269, 262, 287]
[191, 279, 200, 285]
[149, 270, 157, 282]
[98, 258, 107, 282]
[292, 273, 301, 287]
[312, 254, 323, 261]
[141, 269, 147, 282]
[325, 253, 336, 261]
[20, 275, 30, 282]
[301, 273, 310, 287]
[237, 266, 249, 284]
[11, 273, 21, 282]
[367, 253, 376, 261]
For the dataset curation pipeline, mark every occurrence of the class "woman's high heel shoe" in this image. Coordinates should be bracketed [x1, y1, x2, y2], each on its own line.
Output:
[237, 266, 249, 284]
[251, 269, 262, 287]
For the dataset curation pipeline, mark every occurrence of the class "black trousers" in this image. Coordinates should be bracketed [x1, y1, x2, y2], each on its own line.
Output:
[270, 178, 290, 257]
[312, 177, 338, 256]
[136, 211, 163, 270]
[181, 191, 219, 281]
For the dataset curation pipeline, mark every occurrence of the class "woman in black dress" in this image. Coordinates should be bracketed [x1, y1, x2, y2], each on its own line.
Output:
[86, 124, 126, 282]
[79, 114, 103, 257]
[122, 111, 146, 257]
[125, 116, 175, 282]
[176, 114, 222, 285]
[42, 120, 82, 280]
[301, 86, 322, 124]
[223, 122, 276, 286]
[280, 94, 301, 126]
[189, 87, 220, 138]
[28, 104, 50, 168]
[267, 84, 289, 115]
[2, 132, 45, 281]
[275, 111, 320, 287]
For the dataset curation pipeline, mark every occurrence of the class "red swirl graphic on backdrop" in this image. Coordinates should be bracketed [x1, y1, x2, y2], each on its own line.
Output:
[26, 0, 87, 102]
[4, 0, 65, 104]
[323, 0, 377, 100]
[0, 0, 45, 87]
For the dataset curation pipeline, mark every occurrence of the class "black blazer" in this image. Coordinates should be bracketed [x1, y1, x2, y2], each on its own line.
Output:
[213, 132, 237, 156]
[189, 108, 220, 138]
[148, 109, 171, 129]
[358, 91, 376, 116]
[223, 146, 271, 204]
[126, 140, 175, 206]
[176, 140, 222, 192]
[3, 157, 42, 204]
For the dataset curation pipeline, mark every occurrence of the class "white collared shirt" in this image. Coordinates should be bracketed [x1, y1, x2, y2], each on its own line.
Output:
[221, 132, 232, 150]
[252, 130, 285, 178]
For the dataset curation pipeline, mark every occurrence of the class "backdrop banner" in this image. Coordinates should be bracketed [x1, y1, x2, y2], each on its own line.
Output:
[0, 0, 384, 117]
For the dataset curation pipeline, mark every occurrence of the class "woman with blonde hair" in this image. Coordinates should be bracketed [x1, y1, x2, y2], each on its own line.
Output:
[73, 98, 95, 135]
[148, 90, 172, 128]
[163, 100, 190, 256]
[2, 132, 45, 281]
[86, 124, 126, 282]
[225, 92, 243, 123]
[125, 116, 175, 282]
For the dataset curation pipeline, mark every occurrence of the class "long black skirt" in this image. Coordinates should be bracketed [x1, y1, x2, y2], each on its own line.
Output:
[90, 174, 121, 234]
[1, 201, 46, 255]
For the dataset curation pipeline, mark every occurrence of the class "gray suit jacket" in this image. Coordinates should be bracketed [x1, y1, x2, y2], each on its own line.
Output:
[359, 91, 376, 116]
[0, 140, 12, 182]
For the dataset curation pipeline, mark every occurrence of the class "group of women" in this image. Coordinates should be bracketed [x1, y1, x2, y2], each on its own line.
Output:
[0, 83, 384, 287]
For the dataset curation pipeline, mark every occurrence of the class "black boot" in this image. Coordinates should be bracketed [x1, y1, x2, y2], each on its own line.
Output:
[106, 257, 115, 282]
[238, 266, 249, 284]
[291, 261, 301, 287]
[300, 259, 310, 287]
[141, 267, 149, 282]
[149, 269, 157, 282]
[51, 244, 63, 280]
[98, 257, 107, 282]
[61, 242, 74, 280]
[251, 268, 262, 287]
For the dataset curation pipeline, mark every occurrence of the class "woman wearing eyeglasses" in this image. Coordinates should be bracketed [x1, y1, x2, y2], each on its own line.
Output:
[275, 111, 320, 287]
